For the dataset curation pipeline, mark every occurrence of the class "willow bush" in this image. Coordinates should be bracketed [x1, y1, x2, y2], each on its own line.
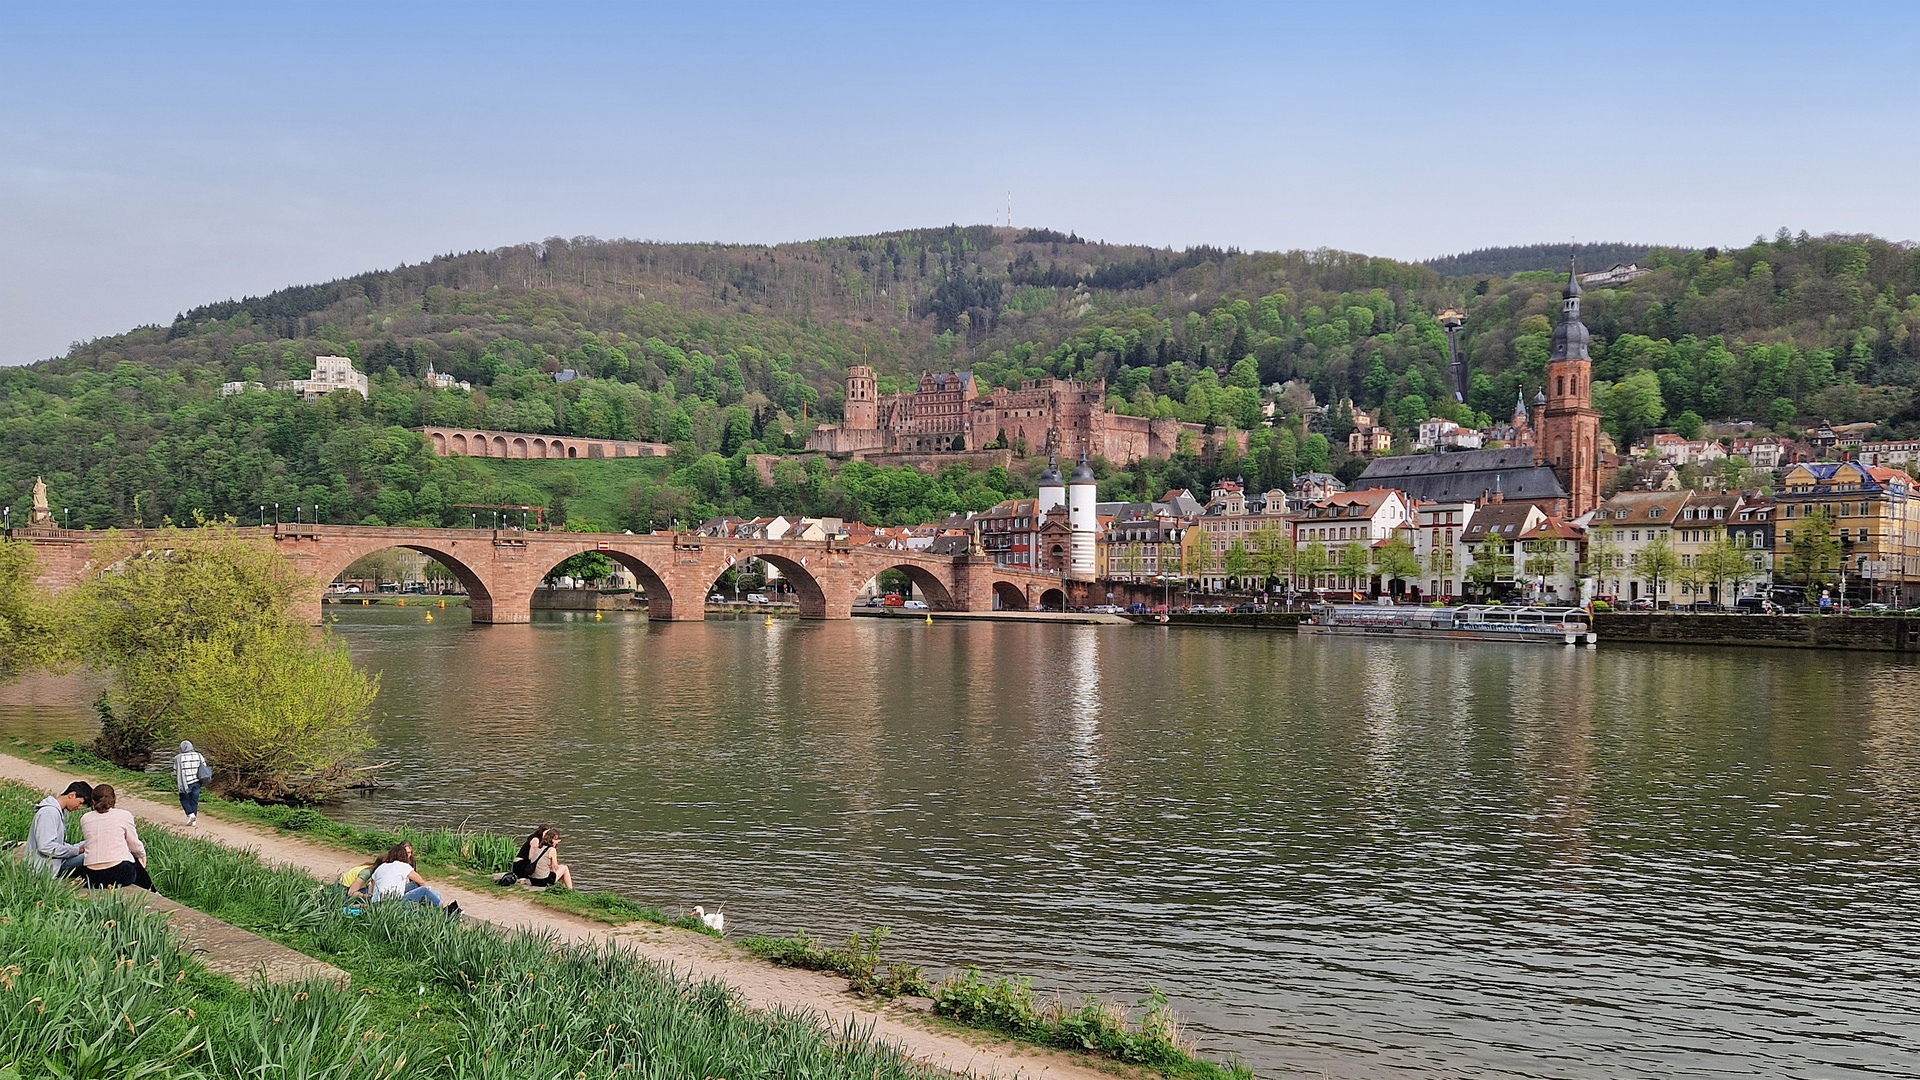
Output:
[72, 527, 378, 799]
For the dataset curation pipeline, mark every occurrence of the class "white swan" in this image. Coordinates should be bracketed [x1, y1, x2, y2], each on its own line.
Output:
[690, 905, 725, 934]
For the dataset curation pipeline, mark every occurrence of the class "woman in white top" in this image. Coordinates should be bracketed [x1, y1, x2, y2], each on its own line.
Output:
[368, 841, 449, 910]
[79, 784, 150, 889]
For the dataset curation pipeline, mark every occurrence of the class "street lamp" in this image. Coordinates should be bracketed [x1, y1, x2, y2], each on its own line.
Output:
[273, 503, 280, 526]
[259, 504, 266, 527]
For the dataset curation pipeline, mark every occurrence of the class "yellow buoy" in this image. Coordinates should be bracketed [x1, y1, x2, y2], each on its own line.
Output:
[925, 613, 934, 624]
[397, 598, 404, 607]
[361, 598, 369, 606]
[439, 599, 446, 609]
[594, 610, 603, 621]
[424, 612, 433, 622]
[765, 614, 774, 626]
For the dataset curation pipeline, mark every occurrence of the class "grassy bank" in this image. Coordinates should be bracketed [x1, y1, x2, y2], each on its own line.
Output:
[11, 753, 1253, 1080]
[0, 781, 949, 1080]
[19, 739, 715, 934]
[743, 932, 1252, 1080]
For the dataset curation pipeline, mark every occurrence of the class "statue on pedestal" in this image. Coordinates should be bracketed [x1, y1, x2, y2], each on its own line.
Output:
[30, 477, 52, 526]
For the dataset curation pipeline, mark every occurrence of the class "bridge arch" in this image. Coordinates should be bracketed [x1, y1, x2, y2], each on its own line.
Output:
[1038, 587, 1066, 611]
[861, 562, 958, 610]
[530, 543, 687, 621]
[304, 540, 499, 623]
[991, 581, 1030, 610]
[730, 552, 829, 617]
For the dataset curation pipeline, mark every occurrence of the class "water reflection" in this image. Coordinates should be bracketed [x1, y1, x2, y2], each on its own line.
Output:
[2, 609, 1918, 1079]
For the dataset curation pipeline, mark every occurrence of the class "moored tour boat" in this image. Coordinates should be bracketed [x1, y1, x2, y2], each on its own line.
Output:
[1301, 603, 1597, 646]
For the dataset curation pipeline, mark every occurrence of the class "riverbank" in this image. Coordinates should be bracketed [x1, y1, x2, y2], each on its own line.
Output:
[0, 747, 1213, 1080]
[856, 608, 1132, 625]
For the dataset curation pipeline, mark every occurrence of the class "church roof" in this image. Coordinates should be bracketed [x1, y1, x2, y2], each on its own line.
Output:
[1353, 447, 1569, 504]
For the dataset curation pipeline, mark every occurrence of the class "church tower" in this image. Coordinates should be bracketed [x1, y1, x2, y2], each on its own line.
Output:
[1537, 265, 1603, 517]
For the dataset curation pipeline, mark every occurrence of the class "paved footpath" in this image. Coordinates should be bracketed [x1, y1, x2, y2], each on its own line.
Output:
[4, 752, 1118, 1080]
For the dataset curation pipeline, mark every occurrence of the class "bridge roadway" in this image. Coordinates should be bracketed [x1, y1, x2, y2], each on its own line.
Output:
[15, 524, 1068, 625]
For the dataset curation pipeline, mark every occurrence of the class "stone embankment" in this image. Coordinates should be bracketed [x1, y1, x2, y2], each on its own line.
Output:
[1594, 612, 1920, 652]
[1124, 608, 1920, 652]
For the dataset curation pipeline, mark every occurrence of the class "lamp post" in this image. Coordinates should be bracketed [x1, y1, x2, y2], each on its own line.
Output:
[259, 504, 266, 527]
[273, 503, 280, 526]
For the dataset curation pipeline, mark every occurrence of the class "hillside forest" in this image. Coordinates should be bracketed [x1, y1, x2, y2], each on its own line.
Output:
[3, 226, 1917, 535]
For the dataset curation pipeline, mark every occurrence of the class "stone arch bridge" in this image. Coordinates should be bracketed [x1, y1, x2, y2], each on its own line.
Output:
[18, 525, 1068, 624]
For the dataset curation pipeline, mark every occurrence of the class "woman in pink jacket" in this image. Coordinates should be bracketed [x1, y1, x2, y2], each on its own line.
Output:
[79, 784, 151, 890]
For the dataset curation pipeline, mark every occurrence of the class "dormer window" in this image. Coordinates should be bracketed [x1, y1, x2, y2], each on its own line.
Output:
[1650, 507, 1667, 519]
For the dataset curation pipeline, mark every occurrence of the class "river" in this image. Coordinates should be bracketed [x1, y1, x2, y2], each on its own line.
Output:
[6, 607, 1918, 1078]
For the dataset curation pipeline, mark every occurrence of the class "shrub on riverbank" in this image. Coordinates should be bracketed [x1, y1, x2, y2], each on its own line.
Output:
[932, 969, 1252, 1080]
[742, 927, 931, 997]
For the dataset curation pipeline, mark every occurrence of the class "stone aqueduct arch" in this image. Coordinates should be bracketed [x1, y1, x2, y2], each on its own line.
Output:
[427, 429, 587, 461]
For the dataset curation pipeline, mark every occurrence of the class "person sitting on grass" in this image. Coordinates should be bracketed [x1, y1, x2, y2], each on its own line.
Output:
[79, 784, 152, 890]
[370, 841, 459, 917]
[27, 780, 93, 877]
[511, 826, 573, 889]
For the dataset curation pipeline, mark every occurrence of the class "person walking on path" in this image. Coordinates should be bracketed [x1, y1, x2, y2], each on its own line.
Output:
[27, 780, 93, 876]
[171, 741, 209, 825]
[79, 784, 151, 890]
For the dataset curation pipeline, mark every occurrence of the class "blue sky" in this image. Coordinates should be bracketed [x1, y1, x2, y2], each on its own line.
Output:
[2, 0, 1916, 365]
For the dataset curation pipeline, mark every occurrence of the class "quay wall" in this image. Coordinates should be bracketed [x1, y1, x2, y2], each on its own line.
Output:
[1123, 612, 1310, 630]
[530, 588, 647, 611]
[1594, 613, 1920, 653]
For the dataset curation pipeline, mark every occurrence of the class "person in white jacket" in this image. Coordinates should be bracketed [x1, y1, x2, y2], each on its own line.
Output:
[27, 781, 93, 875]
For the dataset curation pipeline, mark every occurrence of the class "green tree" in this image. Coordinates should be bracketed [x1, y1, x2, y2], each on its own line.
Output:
[0, 539, 64, 680]
[75, 528, 378, 796]
[1337, 540, 1373, 592]
[1767, 396, 1797, 431]
[1248, 523, 1295, 593]
[1630, 533, 1681, 607]
[1694, 536, 1755, 608]
[1223, 541, 1253, 590]
[1465, 533, 1514, 598]
[1371, 535, 1420, 594]
[1603, 369, 1666, 446]
[1522, 542, 1567, 599]
[1294, 540, 1329, 590]
[1786, 507, 1840, 598]
[1674, 410, 1703, 440]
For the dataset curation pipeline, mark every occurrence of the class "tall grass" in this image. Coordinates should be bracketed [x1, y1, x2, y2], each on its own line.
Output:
[1, 781, 952, 1080]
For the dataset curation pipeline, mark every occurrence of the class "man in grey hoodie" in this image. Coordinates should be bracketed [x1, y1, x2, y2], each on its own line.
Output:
[27, 780, 92, 875]
[171, 741, 208, 825]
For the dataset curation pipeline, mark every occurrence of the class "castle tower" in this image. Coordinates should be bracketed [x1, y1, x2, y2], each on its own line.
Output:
[1538, 264, 1604, 517]
[1037, 454, 1066, 517]
[1067, 452, 1097, 580]
[844, 365, 878, 431]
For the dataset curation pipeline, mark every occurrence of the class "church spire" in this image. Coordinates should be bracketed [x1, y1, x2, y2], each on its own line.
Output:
[1550, 261, 1590, 362]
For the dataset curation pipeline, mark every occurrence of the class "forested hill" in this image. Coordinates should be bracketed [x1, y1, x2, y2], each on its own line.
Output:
[1422, 242, 1671, 278]
[3, 225, 1918, 534]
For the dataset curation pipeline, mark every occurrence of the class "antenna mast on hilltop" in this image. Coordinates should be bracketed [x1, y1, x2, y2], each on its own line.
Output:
[1007, 191, 1012, 229]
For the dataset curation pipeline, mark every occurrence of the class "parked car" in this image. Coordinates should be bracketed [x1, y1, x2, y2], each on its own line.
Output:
[1233, 603, 1264, 613]
[1860, 602, 1893, 615]
[902, 599, 928, 610]
[1735, 596, 1769, 614]
[1628, 597, 1656, 611]
[746, 593, 771, 604]
[709, 593, 725, 603]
